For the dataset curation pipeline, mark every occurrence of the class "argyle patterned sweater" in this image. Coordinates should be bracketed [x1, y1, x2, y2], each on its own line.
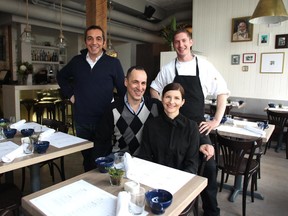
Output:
[93, 96, 162, 159]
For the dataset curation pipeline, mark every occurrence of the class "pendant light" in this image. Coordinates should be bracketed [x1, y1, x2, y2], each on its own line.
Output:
[106, 1, 118, 58]
[56, 0, 67, 48]
[20, 0, 35, 43]
[249, 0, 288, 24]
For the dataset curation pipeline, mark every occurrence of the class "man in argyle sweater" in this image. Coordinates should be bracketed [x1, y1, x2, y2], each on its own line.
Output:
[92, 66, 162, 164]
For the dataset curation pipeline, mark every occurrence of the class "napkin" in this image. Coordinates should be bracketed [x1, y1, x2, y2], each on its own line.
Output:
[116, 191, 132, 216]
[243, 125, 266, 136]
[124, 152, 133, 179]
[1, 146, 23, 163]
[10, 119, 26, 130]
[38, 128, 55, 141]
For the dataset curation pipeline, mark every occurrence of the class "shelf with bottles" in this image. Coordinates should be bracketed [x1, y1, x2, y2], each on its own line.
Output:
[31, 45, 59, 64]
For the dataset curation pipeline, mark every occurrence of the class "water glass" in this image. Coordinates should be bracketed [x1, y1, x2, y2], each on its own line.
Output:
[129, 187, 146, 215]
[22, 137, 34, 154]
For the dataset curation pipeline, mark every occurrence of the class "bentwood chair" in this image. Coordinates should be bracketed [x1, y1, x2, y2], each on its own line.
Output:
[21, 118, 69, 191]
[210, 104, 233, 117]
[216, 131, 261, 216]
[0, 175, 22, 216]
[266, 110, 288, 158]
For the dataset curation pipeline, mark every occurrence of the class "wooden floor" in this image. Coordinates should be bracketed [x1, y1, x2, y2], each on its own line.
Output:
[10, 141, 288, 216]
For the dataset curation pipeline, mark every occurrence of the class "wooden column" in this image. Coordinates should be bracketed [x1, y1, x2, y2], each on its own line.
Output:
[86, 0, 107, 34]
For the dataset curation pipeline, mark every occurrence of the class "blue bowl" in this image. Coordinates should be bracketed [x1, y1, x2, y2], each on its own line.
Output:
[145, 189, 173, 214]
[268, 103, 275, 108]
[21, 128, 34, 137]
[3, 128, 17, 139]
[34, 141, 50, 154]
[95, 156, 114, 173]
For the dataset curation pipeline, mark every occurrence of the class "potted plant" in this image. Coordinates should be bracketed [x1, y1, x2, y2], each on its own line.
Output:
[107, 166, 125, 186]
[17, 61, 33, 85]
[160, 17, 177, 50]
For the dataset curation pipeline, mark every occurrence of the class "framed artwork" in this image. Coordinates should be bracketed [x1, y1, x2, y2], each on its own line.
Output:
[258, 33, 270, 46]
[275, 34, 288, 49]
[231, 16, 253, 42]
[231, 54, 240, 65]
[243, 53, 256, 63]
[260, 52, 285, 74]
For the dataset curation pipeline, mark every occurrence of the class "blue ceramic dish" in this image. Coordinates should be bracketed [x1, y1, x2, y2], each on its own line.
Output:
[3, 128, 17, 139]
[268, 103, 276, 108]
[34, 141, 50, 154]
[145, 189, 173, 214]
[95, 156, 114, 173]
[21, 128, 34, 137]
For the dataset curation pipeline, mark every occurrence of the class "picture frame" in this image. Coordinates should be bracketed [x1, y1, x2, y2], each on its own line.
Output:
[275, 34, 288, 49]
[231, 54, 240, 65]
[231, 16, 253, 42]
[243, 53, 256, 63]
[260, 52, 285, 74]
[258, 33, 270, 46]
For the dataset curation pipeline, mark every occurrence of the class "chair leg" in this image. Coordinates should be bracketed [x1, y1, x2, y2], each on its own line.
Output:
[60, 156, 65, 181]
[21, 168, 26, 191]
[219, 170, 224, 192]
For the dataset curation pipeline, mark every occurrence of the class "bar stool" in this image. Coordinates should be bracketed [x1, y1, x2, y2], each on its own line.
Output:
[20, 99, 37, 121]
[33, 101, 56, 124]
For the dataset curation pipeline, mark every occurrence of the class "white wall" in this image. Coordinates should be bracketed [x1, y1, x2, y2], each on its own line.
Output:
[193, 0, 288, 100]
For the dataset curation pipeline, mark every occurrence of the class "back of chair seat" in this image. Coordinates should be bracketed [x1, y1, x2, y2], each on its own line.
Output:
[216, 130, 262, 176]
[266, 109, 288, 133]
[42, 118, 68, 133]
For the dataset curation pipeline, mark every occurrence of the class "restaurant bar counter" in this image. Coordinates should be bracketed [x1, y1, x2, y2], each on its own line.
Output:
[2, 84, 59, 121]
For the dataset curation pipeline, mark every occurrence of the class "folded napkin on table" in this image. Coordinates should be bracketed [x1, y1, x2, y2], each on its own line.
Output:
[243, 125, 266, 136]
[38, 128, 55, 141]
[116, 191, 132, 216]
[1, 146, 23, 163]
[124, 152, 134, 179]
[10, 120, 26, 130]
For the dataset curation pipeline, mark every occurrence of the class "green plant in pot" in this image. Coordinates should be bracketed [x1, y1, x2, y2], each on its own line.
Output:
[107, 166, 125, 186]
[161, 17, 177, 50]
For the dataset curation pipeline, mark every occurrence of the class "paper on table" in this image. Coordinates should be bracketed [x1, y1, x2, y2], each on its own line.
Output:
[243, 125, 266, 136]
[10, 119, 26, 130]
[31, 180, 116, 216]
[128, 157, 194, 195]
[38, 128, 55, 141]
[116, 191, 132, 216]
[44, 132, 87, 148]
[1, 145, 24, 163]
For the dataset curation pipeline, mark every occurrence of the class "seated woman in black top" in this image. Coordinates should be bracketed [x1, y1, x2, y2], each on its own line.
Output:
[137, 83, 199, 174]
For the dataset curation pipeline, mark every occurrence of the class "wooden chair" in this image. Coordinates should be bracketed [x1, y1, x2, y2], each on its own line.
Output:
[210, 104, 233, 117]
[266, 110, 288, 158]
[21, 118, 68, 191]
[216, 131, 261, 216]
[0, 179, 22, 216]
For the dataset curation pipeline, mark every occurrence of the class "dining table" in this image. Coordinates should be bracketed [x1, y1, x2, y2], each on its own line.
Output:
[0, 122, 93, 192]
[22, 157, 208, 216]
[212, 119, 275, 202]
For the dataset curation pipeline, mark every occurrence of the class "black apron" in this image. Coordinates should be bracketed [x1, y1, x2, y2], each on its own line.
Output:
[173, 57, 205, 124]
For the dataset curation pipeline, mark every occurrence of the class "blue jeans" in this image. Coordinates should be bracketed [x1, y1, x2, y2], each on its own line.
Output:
[75, 123, 97, 172]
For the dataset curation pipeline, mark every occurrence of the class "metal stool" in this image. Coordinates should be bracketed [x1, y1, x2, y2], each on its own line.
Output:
[20, 99, 37, 121]
[33, 101, 56, 124]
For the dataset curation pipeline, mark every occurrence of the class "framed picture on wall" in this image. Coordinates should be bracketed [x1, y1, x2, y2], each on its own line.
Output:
[243, 53, 256, 63]
[258, 33, 270, 46]
[231, 54, 240, 65]
[231, 16, 253, 42]
[260, 52, 285, 74]
[275, 34, 288, 49]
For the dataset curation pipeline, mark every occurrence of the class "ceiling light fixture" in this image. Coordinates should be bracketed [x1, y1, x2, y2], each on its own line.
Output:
[56, 0, 67, 48]
[20, 0, 35, 43]
[106, 1, 118, 58]
[249, 0, 288, 24]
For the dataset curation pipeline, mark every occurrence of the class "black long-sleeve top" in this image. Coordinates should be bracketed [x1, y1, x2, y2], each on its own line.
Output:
[137, 112, 199, 174]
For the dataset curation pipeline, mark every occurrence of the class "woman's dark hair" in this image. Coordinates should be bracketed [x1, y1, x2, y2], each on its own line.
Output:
[84, 25, 105, 42]
[126, 66, 146, 79]
[162, 83, 185, 99]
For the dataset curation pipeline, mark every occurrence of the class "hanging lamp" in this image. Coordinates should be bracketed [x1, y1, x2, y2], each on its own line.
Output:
[20, 0, 35, 43]
[106, 1, 118, 58]
[56, 0, 67, 48]
[249, 0, 288, 24]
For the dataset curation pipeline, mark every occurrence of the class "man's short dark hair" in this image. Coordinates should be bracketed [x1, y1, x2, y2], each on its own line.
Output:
[84, 25, 106, 42]
[173, 28, 192, 42]
[126, 66, 146, 79]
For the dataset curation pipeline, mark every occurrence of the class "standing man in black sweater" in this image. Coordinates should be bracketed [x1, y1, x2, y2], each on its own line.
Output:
[57, 25, 126, 172]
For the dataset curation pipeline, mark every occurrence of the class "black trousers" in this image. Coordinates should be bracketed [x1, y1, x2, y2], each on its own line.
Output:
[199, 154, 220, 216]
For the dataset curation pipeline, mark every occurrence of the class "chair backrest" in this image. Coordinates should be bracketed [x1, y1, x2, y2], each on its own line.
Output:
[210, 104, 233, 117]
[266, 109, 288, 132]
[216, 130, 262, 176]
[42, 118, 68, 133]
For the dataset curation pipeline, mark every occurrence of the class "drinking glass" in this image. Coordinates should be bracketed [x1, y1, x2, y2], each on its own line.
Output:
[129, 187, 146, 215]
[22, 137, 34, 154]
[31, 125, 42, 143]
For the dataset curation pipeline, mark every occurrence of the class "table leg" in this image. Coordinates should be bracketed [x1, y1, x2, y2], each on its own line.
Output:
[4, 171, 14, 183]
[29, 164, 40, 192]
